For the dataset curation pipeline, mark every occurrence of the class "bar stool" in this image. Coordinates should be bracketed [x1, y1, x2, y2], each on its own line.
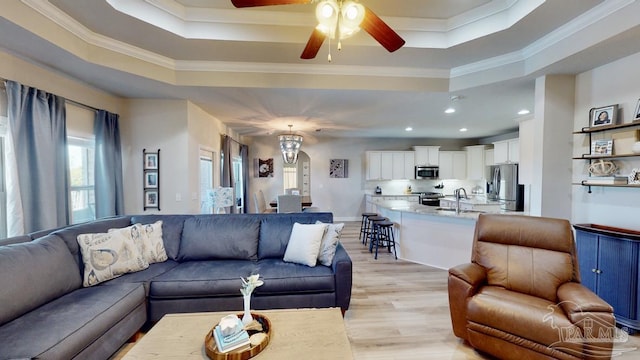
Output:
[372, 220, 398, 260]
[359, 212, 378, 244]
[366, 216, 387, 249]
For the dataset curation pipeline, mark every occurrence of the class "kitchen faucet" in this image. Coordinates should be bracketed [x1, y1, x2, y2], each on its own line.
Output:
[454, 188, 468, 215]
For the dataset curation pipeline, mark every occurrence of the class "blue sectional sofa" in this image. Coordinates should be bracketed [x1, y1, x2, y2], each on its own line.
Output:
[0, 212, 352, 360]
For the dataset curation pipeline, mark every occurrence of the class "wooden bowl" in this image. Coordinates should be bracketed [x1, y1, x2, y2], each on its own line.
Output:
[204, 313, 271, 360]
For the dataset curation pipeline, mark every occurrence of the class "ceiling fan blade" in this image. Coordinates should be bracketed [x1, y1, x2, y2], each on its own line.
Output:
[360, 6, 405, 52]
[231, 0, 311, 8]
[300, 28, 326, 59]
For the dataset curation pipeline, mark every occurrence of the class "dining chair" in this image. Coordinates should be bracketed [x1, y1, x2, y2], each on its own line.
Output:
[277, 194, 302, 213]
[254, 190, 275, 213]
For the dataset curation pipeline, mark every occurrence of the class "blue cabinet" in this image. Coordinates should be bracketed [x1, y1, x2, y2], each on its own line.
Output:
[574, 224, 640, 332]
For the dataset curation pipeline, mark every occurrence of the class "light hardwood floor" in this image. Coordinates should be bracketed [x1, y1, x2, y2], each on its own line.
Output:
[113, 221, 640, 359]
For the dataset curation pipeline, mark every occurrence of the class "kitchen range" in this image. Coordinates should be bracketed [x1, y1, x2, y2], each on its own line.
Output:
[412, 191, 444, 206]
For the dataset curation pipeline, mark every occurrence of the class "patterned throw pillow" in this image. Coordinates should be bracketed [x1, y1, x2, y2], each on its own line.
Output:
[77, 228, 149, 287]
[315, 221, 345, 266]
[136, 221, 168, 264]
[107, 222, 167, 264]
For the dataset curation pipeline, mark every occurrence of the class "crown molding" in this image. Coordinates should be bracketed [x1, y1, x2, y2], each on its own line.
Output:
[20, 0, 638, 85]
[108, 0, 545, 48]
[451, 0, 637, 78]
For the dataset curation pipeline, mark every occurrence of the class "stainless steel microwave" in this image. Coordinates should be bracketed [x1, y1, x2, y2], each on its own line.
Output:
[415, 166, 439, 179]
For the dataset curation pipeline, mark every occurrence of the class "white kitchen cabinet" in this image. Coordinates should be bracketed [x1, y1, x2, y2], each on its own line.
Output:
[380, 152, 393, 180]
[439, 151, 466, 179]
[413, 146, 440, 166]
[492, 139, 519, 164]
[402, 151, 415, 179]
[367, 152, 382, 180]
[485, 149, 495, 166]
[366, 151, 414, 180]
[465, 145, 486, 180]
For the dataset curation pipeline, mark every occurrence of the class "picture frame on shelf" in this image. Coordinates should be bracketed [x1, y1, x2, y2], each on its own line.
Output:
[629, 169, 640, 185]
[634, 98, 640, 120]
[591, 140, 613, 155]
[144, 171, 158, 188]
[144, 190, 159, 208]
[144, 152, 159, 170]
[590, 104, 618, 127]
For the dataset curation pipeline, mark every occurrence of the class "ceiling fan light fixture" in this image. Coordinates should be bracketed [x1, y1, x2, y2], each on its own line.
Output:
[316, 1, 339, 37]
[340, 1, 365, 38]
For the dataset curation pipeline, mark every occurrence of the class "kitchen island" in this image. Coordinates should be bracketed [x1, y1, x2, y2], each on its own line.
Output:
[369, 199, 520, 269]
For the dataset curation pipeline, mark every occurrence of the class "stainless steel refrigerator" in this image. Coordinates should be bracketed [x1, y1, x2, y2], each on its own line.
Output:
[486, 164, 524, 211]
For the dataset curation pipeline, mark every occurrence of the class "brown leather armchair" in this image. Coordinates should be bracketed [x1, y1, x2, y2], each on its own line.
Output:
[449, 214, 615, 360]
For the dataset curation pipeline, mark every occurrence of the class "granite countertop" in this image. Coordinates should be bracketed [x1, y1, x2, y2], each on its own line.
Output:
[440, 196, 503, 206]
[374, 200, 524, 220]
[367, 194, 419, 197]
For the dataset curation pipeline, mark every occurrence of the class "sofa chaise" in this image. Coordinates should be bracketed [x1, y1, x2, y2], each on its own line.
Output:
[0, 212, 351, 360]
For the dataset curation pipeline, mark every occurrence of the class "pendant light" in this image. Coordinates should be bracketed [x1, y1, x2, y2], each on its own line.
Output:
[278, 125, 304, 164]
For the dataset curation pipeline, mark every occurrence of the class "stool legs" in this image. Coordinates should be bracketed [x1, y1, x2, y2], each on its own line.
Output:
[372, 222, 397, 260]
[359, 213, 377, 245]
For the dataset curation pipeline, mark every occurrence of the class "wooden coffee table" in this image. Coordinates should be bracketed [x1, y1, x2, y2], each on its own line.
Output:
[121, 308, 353, 359]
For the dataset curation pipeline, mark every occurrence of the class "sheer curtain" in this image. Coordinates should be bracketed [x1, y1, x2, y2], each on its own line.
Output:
[5, 80, 69, 234]
[94, 110, 124, 218]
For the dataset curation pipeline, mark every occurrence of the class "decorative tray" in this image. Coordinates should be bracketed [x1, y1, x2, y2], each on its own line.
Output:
[204, 313, 271, 360]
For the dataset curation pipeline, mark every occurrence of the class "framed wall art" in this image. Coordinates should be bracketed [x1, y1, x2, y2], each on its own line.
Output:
[255, 158, 274, 178]
[143, 149, 160, 210]
[629, 168, 640, 185]
[329, 159, 348, 178]
[144, 190, 159, 208]
[144, 152, 158, 170]
[590, 104, 618, 128]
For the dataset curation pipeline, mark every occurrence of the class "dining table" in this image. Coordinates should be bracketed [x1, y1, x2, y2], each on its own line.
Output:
[269, 195, 312, 208]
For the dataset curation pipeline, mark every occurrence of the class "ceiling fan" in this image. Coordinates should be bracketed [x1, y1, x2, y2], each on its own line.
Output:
[230, 0, 405, 60]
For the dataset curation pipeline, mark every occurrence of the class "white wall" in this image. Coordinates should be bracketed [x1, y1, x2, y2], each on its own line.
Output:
[187, 102, 227, 213]
[572, 51, 640, 231]
[121, 99, 190, 214]
[121, 99, 233, 215]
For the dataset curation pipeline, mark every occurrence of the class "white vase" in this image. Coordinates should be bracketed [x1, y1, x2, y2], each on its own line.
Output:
[632, 141, 640, 154]
[242, 294, 253, 325]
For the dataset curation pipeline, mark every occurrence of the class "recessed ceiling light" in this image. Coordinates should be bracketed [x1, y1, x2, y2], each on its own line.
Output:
[459, 128, 468, 132]
[405, 127, 413, 132]
[444, 107, 456, 114]
[518, 109, 530, 115]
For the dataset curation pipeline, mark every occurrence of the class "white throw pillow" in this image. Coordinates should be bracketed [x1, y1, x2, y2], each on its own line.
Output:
[283, 223, 327, 267]
[77, 229, 149, 287]
[315, 221, 345, 266]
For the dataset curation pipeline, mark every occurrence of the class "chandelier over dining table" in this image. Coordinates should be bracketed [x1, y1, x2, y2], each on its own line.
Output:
[278, 125, 304, 164]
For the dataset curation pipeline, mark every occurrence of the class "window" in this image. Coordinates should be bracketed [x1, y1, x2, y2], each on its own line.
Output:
[68, 137, 95, 224]
[283, 166, 297, 192]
